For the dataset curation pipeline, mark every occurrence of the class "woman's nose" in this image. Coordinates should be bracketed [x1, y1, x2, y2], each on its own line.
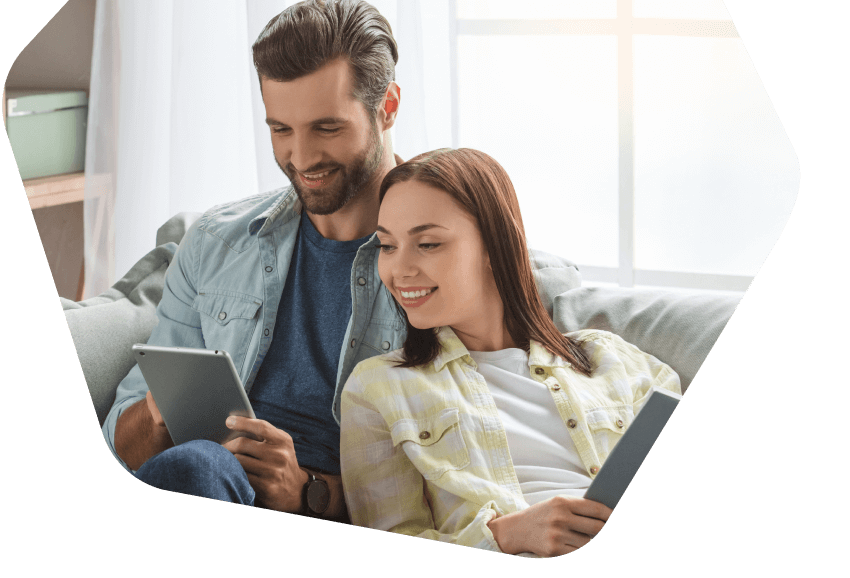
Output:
[393, 248, 420, 280]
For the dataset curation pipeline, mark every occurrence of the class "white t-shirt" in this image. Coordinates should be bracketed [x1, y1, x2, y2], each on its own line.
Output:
[469, 348, 593, 505]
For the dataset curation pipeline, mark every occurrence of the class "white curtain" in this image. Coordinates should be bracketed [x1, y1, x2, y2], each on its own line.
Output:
[83, 0, 453, 297]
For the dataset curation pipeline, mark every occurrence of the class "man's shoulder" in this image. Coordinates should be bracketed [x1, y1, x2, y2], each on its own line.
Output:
[193, 186, 296, 247]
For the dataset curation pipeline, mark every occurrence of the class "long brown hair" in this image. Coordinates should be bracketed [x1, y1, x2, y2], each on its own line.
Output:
[379, 148, 592, 376]
[252, 0, 398, 115]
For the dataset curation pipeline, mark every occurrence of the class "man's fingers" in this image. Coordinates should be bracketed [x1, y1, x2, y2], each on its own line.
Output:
[231, 451, 266, 476]
[225, 416, 289, 444]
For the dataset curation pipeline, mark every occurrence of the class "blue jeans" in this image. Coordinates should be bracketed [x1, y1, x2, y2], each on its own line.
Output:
[135, 440, 255, 505]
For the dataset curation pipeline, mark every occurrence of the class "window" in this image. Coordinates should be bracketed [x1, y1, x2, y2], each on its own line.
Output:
[449, 0, 798, 292]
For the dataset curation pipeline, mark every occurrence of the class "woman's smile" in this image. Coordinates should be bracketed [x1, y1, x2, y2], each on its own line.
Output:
[396, 286, 438, 308]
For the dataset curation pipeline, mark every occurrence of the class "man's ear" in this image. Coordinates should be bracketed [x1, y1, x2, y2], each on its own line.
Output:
[378, 82, 401, 131]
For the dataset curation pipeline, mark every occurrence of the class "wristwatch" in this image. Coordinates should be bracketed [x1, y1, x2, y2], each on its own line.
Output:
[302, 471, 331, 516]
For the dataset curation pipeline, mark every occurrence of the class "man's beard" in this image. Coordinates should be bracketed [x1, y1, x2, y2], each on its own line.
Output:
[279, 122, 384, 216]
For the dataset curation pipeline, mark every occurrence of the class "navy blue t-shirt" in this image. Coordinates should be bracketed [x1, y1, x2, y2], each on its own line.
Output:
[248, 215, 371, 475]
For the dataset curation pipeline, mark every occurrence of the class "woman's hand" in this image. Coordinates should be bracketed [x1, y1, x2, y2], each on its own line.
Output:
[487, 496, 612, 557]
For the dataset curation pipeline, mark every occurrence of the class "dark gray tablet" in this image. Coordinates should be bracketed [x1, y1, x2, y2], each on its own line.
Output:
[583, 386, 681, 509]
[132, 344, 256, 446]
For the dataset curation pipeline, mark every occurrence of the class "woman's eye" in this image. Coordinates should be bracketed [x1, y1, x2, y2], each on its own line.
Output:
[376, 244, 396, 253]
[419, 243, 441, 251]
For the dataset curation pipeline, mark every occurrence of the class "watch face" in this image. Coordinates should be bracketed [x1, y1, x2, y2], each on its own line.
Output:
[307, 478, 330, 514]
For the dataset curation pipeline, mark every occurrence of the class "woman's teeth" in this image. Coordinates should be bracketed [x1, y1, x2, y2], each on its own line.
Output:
[400, 288, 435, 299]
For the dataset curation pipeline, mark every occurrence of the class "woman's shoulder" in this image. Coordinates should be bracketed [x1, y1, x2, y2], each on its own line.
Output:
[564, 328, 618, 345]
[351, 349, 406, 376]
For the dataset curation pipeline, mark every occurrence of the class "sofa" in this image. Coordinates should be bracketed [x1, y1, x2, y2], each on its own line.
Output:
[61, 213, 741, 429]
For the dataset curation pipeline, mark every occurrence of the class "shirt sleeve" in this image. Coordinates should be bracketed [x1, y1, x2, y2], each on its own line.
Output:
[101, 218, 207, 470]
[340, 370, 505, 552]
[609, 334, 682, 412]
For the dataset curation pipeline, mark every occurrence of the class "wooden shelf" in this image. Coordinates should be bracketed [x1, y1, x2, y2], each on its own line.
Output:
[24, 171, 85, 210]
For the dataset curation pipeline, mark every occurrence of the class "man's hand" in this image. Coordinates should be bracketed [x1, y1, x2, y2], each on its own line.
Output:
[145, 390, 166, 428]
[223, 416, 310, 513]
[487, 496, 612, 557]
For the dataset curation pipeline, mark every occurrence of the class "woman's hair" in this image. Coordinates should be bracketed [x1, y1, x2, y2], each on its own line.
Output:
[378, 148, 592, 376]
[252, 0, 398, 115]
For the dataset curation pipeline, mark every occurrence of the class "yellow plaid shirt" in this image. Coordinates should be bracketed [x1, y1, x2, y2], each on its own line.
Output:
[340, 326, 681, 553]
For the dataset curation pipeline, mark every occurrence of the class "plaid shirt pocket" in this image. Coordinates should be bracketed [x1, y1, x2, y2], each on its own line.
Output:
[390, 407, 471, 480]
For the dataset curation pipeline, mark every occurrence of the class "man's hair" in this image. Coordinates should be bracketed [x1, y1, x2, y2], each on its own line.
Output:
[378, 148, 593, 377]
[252, 0, 398, 114]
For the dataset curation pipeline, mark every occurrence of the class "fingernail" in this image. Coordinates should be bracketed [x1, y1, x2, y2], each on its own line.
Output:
[226, 417, 235, 427]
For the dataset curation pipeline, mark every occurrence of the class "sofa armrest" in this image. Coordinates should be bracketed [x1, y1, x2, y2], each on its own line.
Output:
[64, 211, 202, 425]
[552, 286, 741, 393]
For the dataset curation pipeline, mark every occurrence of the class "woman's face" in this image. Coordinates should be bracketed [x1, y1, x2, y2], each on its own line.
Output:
[377, 179, 503, 338]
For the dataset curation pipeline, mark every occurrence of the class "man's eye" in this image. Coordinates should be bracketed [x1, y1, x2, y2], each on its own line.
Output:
[271, 127, 290, 134]
[317, 127, 341, 134]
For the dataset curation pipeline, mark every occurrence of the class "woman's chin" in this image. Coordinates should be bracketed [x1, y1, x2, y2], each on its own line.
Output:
[407, 317, 439, 331]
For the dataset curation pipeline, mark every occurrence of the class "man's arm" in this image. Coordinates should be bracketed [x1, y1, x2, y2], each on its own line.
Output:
[102, 219, 206, 470]
[223, 416, 347, 520]
[114, 391, 174, 471]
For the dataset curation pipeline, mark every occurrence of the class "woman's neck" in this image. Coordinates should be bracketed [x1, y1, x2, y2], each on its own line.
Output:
[452, 321, 517, 353]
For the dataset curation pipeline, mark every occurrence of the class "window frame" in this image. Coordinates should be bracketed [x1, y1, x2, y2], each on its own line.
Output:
[448, 0, 748, 291]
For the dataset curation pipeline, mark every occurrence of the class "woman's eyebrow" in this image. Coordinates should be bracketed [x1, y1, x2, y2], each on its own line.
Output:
[376, 223, 447, 235]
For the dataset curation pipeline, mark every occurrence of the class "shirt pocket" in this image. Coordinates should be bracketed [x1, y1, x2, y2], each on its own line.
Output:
[389, 407, 471, 481]
[585, 406, 635, 461]
[192, 290, 262, 373]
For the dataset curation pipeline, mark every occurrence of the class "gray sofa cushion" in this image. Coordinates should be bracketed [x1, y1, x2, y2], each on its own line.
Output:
[553, 286, 741, 393]
[62, 212, 201, 425]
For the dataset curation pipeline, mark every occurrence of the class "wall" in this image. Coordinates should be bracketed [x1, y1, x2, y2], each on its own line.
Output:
[4, 0, 96, 300]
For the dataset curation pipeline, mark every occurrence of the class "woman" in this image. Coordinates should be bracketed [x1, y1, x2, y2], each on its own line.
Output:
[339, 148, 681, 557]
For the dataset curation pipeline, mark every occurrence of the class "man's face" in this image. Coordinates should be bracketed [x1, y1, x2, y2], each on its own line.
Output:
[261, 59, 384, 215]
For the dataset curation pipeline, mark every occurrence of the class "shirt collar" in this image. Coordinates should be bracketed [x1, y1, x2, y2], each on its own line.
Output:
[247, 186, 302, 236]
[432, 326, 570, 372]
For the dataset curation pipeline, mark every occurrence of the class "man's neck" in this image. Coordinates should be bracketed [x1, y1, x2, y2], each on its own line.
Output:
[307, 145, 402, 242]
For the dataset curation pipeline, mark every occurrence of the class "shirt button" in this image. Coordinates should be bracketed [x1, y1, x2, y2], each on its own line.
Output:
[357, 277, 366, 286]
[264, 328, 270, 336]
[419, 431, 431, 440]
[350, 339, 357, 348]
[382, 341, 391, 350]
[590, 466, 600, 475]
[567, 419, 577, 428]
[616, 419, 624, 428]
[534, 367, 545, 375]
[551, 384, 561, 391]
[218, 312, 227, 320]
[265, 266, 273, 273]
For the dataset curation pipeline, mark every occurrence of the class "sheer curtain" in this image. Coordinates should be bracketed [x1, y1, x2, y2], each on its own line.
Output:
[85, 0, 264, 297]
[84, 1, 793, 296]
[84, 0, 452, 297]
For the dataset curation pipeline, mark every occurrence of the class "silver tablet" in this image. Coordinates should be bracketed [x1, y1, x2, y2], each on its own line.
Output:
[583, 386, 681, 509]
[132, 344, 256, 446]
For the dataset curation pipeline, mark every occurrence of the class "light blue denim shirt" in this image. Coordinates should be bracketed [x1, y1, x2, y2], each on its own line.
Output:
[102, 186, 582, 470]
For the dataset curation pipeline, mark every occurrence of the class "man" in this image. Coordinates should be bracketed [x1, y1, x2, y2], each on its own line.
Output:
[103, 0, 579, 522]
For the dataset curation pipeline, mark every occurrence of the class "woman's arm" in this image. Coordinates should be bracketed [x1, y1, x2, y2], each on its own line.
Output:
[609, 334, 682, 411]
[340, 371, 504, 552]
[488, 495, 611, 557]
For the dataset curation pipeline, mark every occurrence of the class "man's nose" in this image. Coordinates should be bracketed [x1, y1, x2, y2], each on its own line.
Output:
[288, 134, 322, 173]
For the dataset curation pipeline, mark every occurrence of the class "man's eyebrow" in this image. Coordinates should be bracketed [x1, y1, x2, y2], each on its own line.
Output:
[376, 224, 447, 235]
[264, 117, 349, 127]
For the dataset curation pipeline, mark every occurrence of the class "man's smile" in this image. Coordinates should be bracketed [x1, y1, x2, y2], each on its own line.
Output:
[298, 168, 340, 188]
